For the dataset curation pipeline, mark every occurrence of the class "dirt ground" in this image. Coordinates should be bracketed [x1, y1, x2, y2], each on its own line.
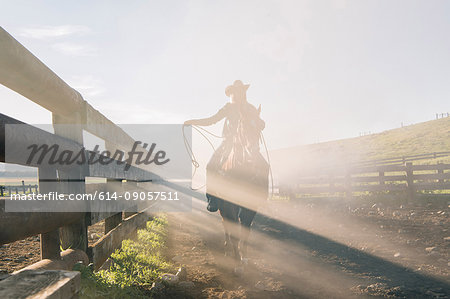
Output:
[0, 236, 40, 273]
[1, 197, 449, 298]
[165, 197, 449, 298]
[0, 220, 104, 273]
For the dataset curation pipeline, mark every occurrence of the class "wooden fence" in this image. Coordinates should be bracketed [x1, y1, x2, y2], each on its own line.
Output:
[282, 162, 450, 200]
[0, 26, 169, 296]
[351, 151, 450, 168]
[0, 181, 39, 196]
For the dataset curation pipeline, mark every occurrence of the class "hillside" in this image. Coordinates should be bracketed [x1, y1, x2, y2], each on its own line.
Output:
[270, 116, 450, 181]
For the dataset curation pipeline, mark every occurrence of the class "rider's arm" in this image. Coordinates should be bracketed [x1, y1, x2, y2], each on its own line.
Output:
[184, 104, 229, 126]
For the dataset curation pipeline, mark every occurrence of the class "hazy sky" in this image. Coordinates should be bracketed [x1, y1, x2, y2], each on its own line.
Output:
[1, 0, 449, 150]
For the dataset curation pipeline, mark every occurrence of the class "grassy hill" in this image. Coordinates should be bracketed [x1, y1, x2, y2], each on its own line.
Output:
[271, 116, 450, 181]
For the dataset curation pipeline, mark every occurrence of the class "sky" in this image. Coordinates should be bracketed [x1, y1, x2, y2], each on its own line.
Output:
[1, 0, 449, 150]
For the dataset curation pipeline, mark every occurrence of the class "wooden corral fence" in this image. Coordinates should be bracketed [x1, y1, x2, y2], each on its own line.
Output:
[281, 162, 450, 201]
[0, 27, 164, 297]
[0, 181, 39, 196]
[352, 151, 450, 168]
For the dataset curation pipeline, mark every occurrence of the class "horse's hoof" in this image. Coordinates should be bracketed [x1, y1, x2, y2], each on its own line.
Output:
[234, 266, 244, 276]
[240, 257, 249, 265]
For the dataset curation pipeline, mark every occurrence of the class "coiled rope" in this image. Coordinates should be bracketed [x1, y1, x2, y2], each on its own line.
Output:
[182, 124, 274, 197]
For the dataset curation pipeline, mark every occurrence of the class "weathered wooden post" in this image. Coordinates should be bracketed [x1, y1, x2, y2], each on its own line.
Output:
[124, 181, 138, 218]
[53, 113, 88, 252]
[104, 142, 123, 233]
[405, 162, 415, 202]
[105, 212, 123, 234]
[124, 209, 137, 219]
[123, 185, 138, 219]
[437, 162, 444, 184]
[39, 167, 61, 260]
[379, 171, 385, 186]
[104, 177, 123, 233]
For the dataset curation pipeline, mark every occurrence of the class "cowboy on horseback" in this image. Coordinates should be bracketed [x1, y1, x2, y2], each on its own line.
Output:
[184, 80, 269, 262]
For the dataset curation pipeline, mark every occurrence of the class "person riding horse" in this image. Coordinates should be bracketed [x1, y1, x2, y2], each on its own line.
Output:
[184, 80, 269, 262]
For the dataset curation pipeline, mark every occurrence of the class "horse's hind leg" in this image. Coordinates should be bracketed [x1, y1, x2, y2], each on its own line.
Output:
[222, 222, 240, 260]
[223, 231, 232, 257]
[219, 201, 240, 261]
[224, 223, 240, 261]
[239, 207, 257, 260]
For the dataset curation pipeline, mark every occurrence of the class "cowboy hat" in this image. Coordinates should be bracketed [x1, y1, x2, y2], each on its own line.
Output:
[225, 80, 250, 97]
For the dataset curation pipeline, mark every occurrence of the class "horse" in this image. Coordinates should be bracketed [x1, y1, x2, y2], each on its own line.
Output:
[207, 153, 269, 265]
[219, 198, 257, 262]
[184, 99, 270, 267]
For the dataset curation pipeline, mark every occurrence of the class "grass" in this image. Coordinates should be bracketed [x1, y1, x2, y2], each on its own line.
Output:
[272, 116, 450, 171]
[76, 215, 175, 298]
[319, 116, 450, 161]
[271, 116, 450, 198]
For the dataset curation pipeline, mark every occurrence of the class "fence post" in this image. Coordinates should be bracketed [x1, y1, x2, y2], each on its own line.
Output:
[40, 230, 60, 260]
[39, 167, 61, 260]
[124, 180, 138, 218]
[105, 212, 123, 234]
[124, 210, 137, 219]
[379, 171, 385, 186]
[437, 162, 444, 184]
[53, 113, 88, 252]
[104, 142, 124, 233]
[405, 162, 415, 202]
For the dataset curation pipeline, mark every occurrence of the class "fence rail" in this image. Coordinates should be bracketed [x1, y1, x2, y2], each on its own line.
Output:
[0, 181, 38, 196]
[283, 162, 450, 200]
[352, 151, 450, 168]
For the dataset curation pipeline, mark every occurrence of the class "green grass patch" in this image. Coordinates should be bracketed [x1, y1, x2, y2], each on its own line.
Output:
[77, 215, 175, 298]
[272, 116, 450, 169]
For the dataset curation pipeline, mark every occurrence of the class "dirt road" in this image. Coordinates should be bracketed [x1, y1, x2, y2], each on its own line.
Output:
[166, 198, 450, 298]
[1, 195, 449, 298]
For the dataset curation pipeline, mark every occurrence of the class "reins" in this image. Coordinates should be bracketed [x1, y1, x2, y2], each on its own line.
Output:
[182, 124, 220, 190]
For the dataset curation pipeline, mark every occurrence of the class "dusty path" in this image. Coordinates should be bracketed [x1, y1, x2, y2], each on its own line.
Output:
[167, 201, 359, 298]
[166, 208, 327, 299]
[166, 198, 450, 298]
[1, 194, 449, 298]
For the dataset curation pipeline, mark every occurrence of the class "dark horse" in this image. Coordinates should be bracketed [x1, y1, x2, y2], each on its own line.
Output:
[185, 80, 269, 265]
[213, 161, 268, 262]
